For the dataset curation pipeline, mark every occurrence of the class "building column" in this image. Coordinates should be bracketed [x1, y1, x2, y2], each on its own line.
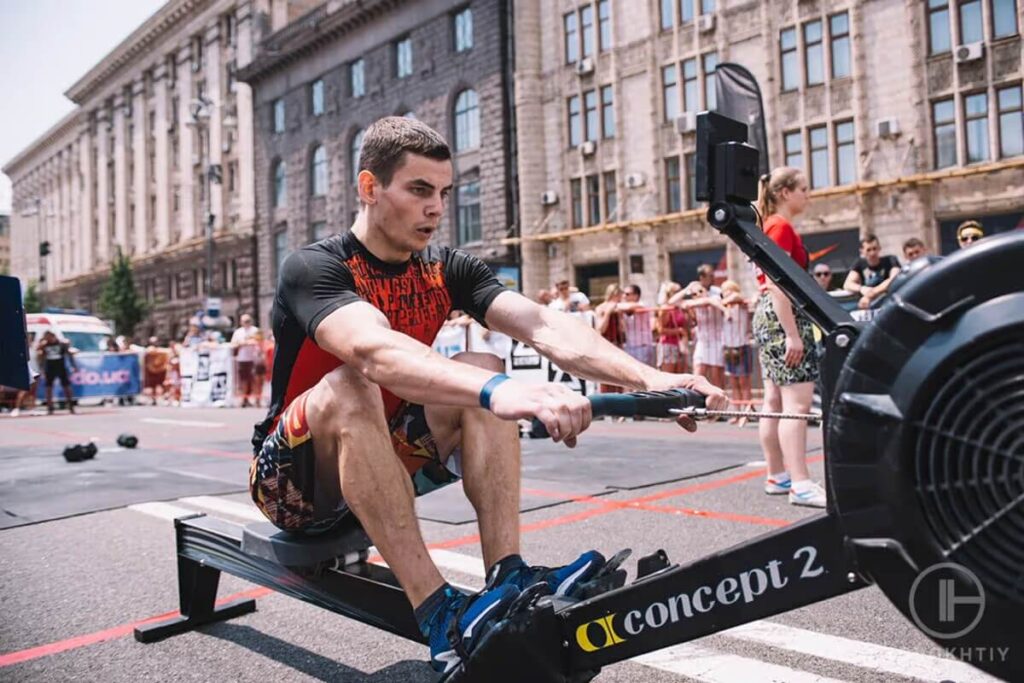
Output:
[113, 94, 130, 254]
[79, 127, 94, 273]
[59, 149, 70, 281]
[205, 22, 224, 234]
[97, 110, 112, 264]
[234, 3, 256, 230]
[153, 63, 171, 249]
[132, 79, 148, 255]
[177, 46, 197, 242]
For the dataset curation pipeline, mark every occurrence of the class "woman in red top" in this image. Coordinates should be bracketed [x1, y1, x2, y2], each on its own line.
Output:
[751, 168, 826, 508]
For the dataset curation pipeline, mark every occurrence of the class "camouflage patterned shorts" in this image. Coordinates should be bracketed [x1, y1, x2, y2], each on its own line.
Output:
[752, 293, 820, 386]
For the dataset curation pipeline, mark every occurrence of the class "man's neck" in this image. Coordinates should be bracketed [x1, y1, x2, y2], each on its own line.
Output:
[351, 212, 412, 264]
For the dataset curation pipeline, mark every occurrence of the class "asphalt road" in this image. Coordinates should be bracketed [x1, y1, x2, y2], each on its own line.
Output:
[0, 405, 1002, 682]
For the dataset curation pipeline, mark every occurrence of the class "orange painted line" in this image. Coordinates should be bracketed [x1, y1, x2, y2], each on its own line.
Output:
[0, 587, 270, 667]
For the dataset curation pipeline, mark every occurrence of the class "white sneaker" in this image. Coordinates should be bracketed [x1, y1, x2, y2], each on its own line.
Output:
[764, 477, 792, 495]
[789, 481, 827, 508]
[10, 408, 20, 417]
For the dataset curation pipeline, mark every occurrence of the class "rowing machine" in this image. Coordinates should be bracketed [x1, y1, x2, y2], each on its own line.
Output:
[138, 112, 1022, 682]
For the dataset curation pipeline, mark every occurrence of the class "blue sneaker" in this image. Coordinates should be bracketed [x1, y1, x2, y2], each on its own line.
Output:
[487, 551, 607, 599]
[426, 584, 519, 674]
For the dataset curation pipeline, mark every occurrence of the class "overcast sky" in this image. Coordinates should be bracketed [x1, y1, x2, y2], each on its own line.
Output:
[0, 0, 166, 214]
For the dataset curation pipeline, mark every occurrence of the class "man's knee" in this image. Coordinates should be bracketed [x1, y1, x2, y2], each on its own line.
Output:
[315, 364, 385, 422]
[450, 351, 505, 373]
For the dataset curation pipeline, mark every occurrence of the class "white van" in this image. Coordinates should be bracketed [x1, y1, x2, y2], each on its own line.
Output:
[26, 312, 113, 352]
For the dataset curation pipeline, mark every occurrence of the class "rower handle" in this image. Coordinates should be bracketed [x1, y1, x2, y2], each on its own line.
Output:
[589, 389, 706, 418]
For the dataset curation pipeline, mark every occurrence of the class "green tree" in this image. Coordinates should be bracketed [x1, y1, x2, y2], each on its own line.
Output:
[97, 248, 149, 336]
[23, 280, 42, 313]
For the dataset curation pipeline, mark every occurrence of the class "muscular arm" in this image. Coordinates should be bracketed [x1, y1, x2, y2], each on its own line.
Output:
[486, 291, 659, 390]
[865, 265, 902, 299]
[314, 302, 499, 408]
[842, 269, 863, 294]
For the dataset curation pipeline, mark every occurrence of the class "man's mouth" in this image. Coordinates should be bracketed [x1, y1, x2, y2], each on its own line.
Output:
[416, 226, 436, 237]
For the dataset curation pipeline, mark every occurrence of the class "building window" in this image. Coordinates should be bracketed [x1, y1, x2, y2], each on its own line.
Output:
[685, 153, 697, 208]
[660, 0, 674, 30]
[311, 145, 328, 196]
[959, 0, 983, 44]
[454, 89, 480, 152]
[273, 161, 286, 208]
[703, 53, 718, 110]
[993, 0, 1019, 38]
[273, 99, 285, 133]
[565, 12, 579, 63]
[351, 59, 365, 97]
[598, 0, 611, 51]
[701, 0, 714, 13]
[683, 58, 698, 112]
[997, 85, 1023, 157]
[312, 221, 329, 242]
[454, 7, 473, 52]
[586, 174, 601, 224]
[964, 92, 989, 162]
[351, 129, 364, 183]
[396, 38, 413, 78]
[311, 79, 325, 116]
[785, 130, 804, 169]
[780, 28, 798, 91]
[601, 85, 615, 138]
[570, 178, 583, 228]
[568, 95, 582, 146]
[804, 20, 824, 86]
[830, 12, 850, 78]
[581, 4, 596, 58]
[809, 125, 829, 188]
[835, 120, 856, 185]
[603, 171, 617, 221]
[933, 98, 957, 168]
[274, 229, 288, 279]
[928, 0, 951, 54]
[681, 0, 695, 24]
[584, 90, 599, 141]
[663, 65, 679, 122]
[665, 156, 681, 212]
[456, 180, 481, 244]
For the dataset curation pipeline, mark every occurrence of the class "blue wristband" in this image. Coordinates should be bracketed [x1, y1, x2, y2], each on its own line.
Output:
[479, 373, 511, 410]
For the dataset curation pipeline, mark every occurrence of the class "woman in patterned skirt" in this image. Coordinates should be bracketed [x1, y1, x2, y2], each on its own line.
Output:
[752, 167, 826, 508]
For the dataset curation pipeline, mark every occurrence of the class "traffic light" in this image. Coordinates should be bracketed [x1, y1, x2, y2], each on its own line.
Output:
[39, 241, 51, 257]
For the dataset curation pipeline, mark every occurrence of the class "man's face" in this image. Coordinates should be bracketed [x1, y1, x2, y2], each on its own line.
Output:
[813, 266, 832, 288]
[904, 244, 925, 261]
[241, 315, 253, 327]
[698, 271, 712, 287]
[861, 240, 881, 265]
[367, 153, 453, 254]
[624, 288, 639, 302]
[556, 282, 570, 298]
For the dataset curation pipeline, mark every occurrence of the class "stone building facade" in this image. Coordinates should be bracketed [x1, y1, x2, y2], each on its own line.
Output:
[3, 0, 319, 339]
[513, 0, 1024, 300]
[0, 213, 9, 275]
[238, 0, 517, 327]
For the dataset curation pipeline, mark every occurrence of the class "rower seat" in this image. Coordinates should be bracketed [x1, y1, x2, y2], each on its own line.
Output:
[241, 514, 371, 567]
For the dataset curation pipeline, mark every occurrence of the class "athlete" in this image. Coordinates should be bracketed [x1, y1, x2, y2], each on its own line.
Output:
[37, 330, 77, 414]
[249, 117, 728, 674]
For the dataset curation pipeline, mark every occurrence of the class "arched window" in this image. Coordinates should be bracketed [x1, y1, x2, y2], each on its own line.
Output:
[350, 129, 364, 183]
[310, 145, 328, 196]
[273, 161, 287, 208]
[454, 89, 479, 152]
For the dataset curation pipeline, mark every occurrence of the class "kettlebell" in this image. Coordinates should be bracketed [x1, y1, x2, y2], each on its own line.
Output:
[116, 433, 139, 449]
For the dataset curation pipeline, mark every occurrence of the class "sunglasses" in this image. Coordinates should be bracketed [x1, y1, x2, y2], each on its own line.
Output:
[958, 235, 981, 243]
[814, 271, 831, 277]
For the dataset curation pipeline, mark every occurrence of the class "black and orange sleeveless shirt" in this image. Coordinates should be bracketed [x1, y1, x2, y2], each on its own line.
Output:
[251, 230, 506, 451]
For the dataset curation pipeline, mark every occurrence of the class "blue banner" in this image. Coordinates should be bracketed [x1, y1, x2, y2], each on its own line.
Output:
[38, 352, 141, 399]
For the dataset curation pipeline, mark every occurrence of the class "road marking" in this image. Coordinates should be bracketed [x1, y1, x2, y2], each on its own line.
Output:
[725, 621, 1000, 683]
[634, 643, 849, 682]
[127, 502, 196, 522]
[177, 496, 265, 522]
[141, 418, 226, 428]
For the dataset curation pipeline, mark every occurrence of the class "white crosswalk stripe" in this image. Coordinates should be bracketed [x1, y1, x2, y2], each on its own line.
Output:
[129, 496, 996, 683]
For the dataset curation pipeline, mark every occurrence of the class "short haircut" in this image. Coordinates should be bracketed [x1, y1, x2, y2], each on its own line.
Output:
[860, 233, 880, 246]
[625, 284, 642, 296]
[358, 116, 451, 187]
[697, 264, 714, 277]
[902, 237, 925, 251]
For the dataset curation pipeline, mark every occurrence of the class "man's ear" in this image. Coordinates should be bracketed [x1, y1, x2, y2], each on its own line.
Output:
[357, 170, 378, 206]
